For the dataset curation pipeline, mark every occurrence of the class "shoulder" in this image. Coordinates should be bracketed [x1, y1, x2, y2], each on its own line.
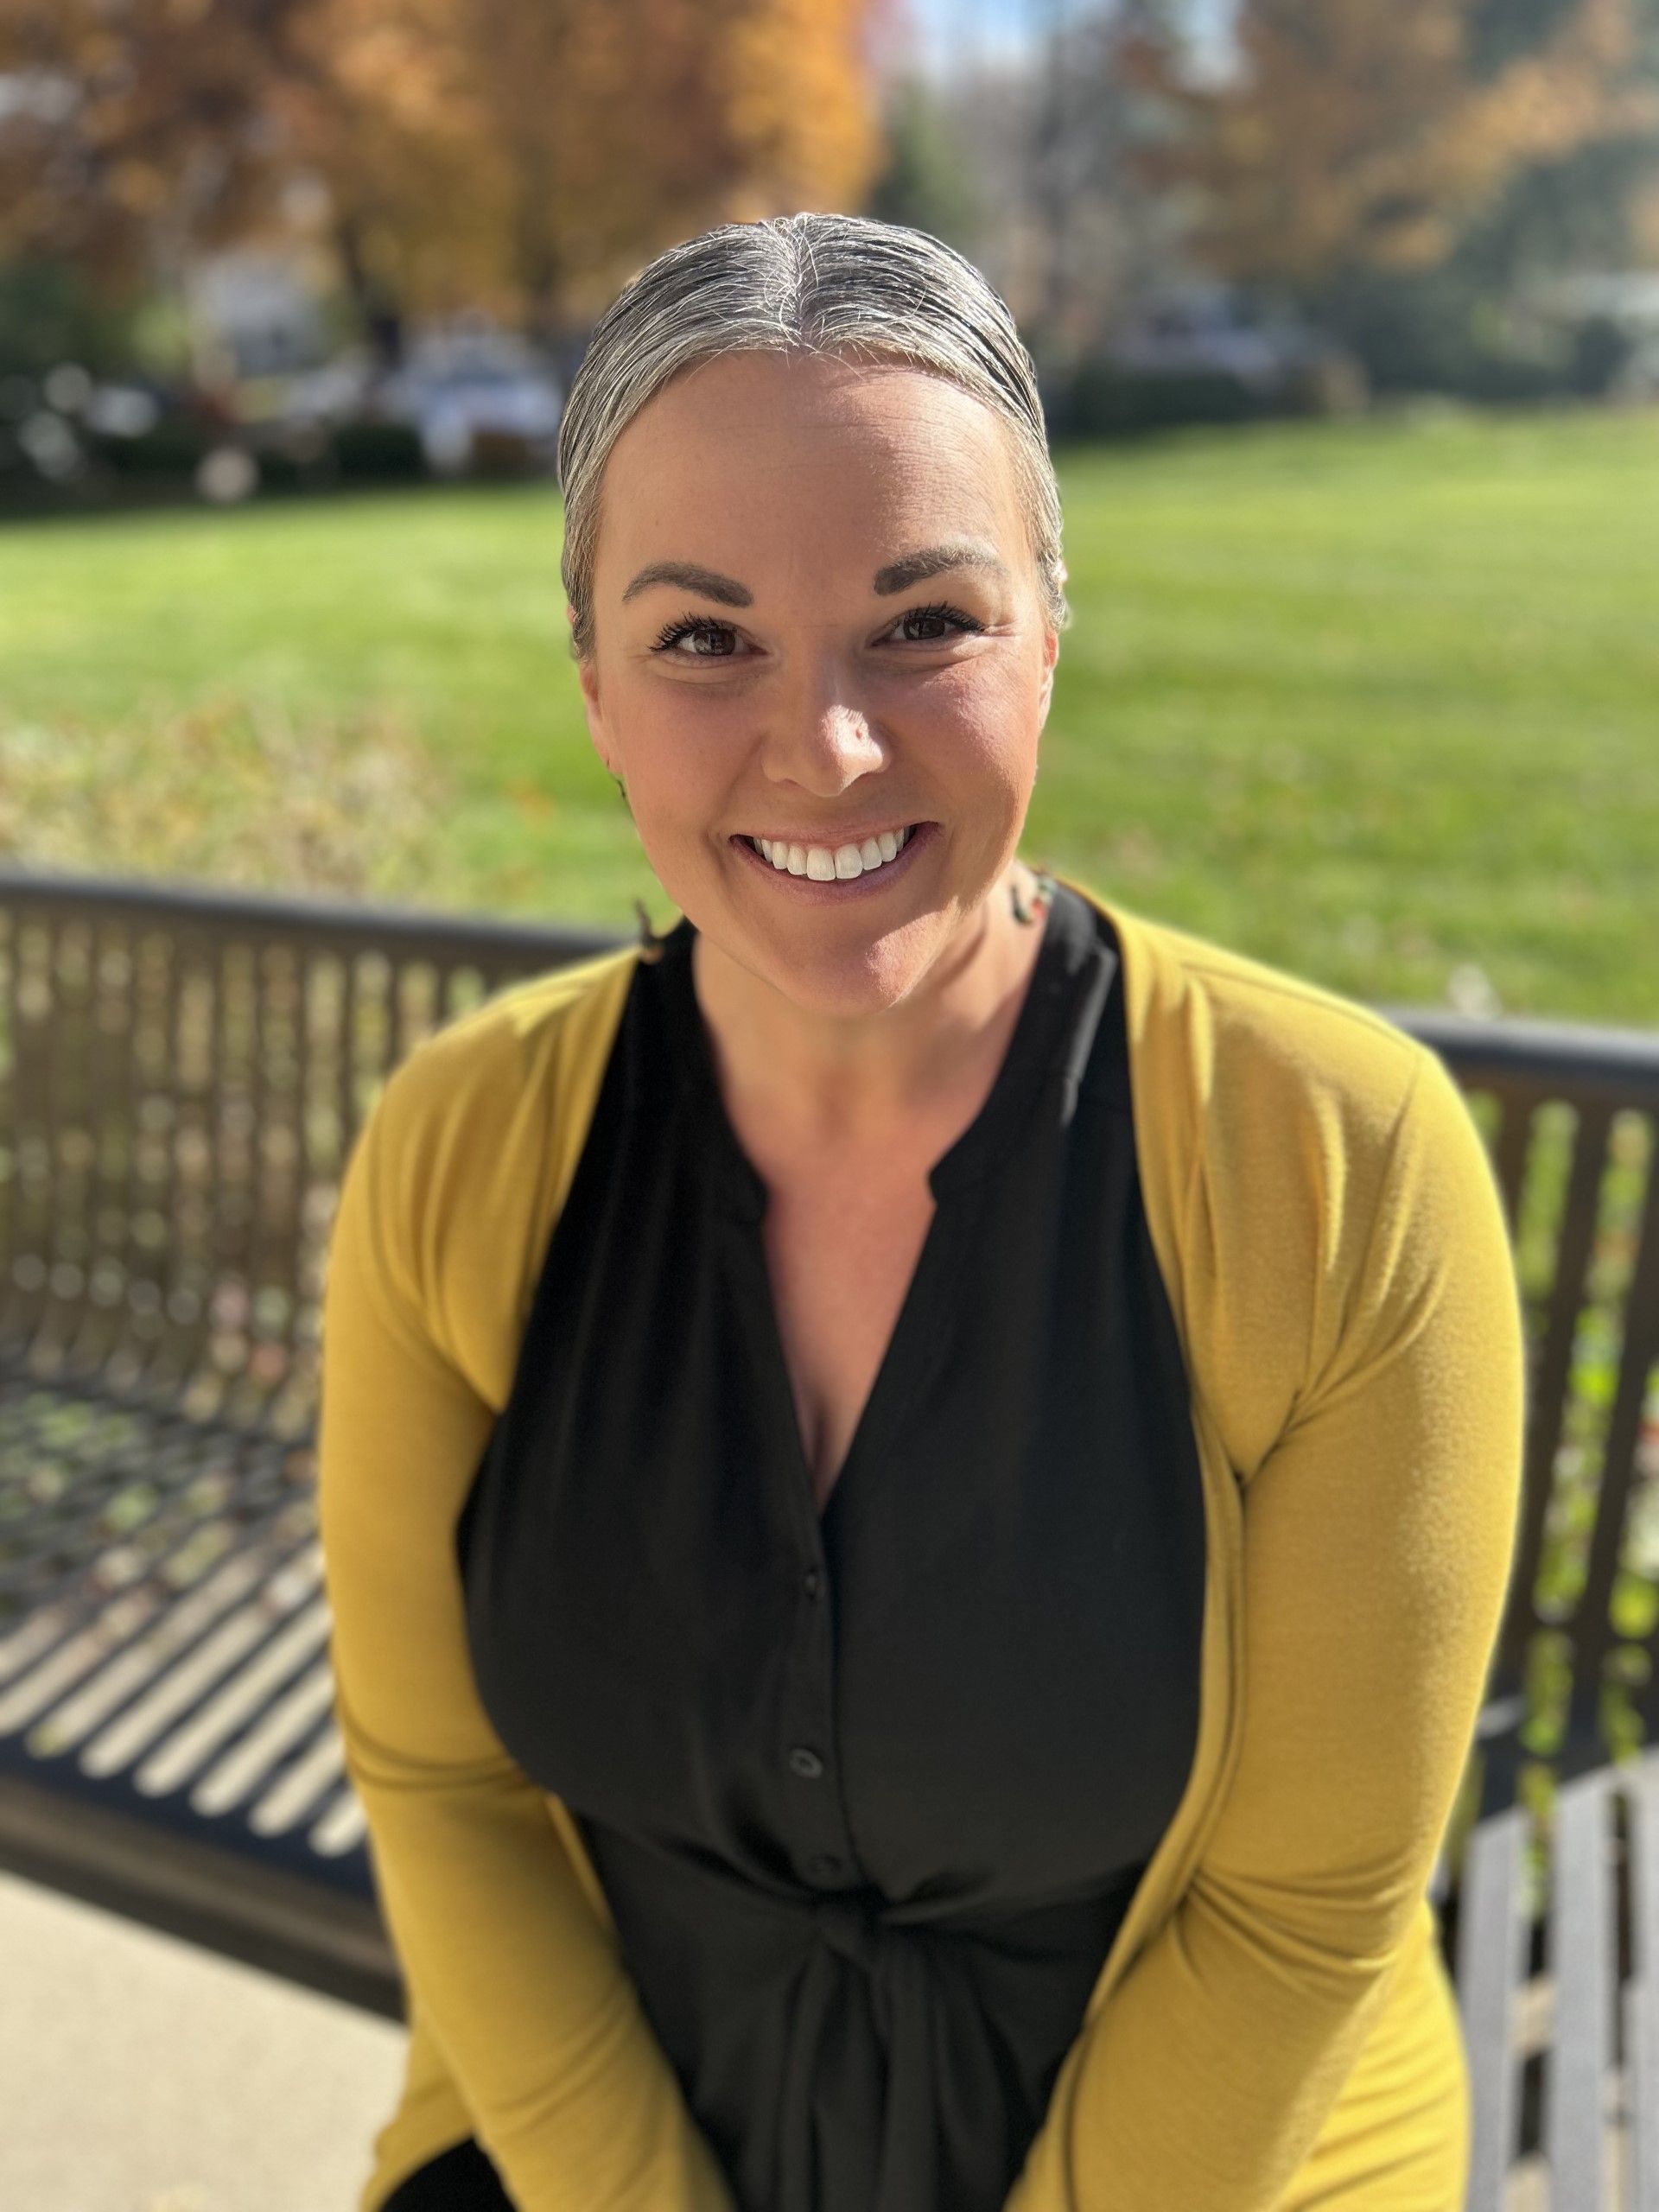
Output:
[346, 940, 640, 1404]
[1101, 890, 1430, 1144]
[371, 939, 639, 1166]
[1064, 878, 1443, 1206]
[1062, 879, 1474, 1462]
[1126, 905, 1495, 1262]
[1124, 901, 1484, 1298]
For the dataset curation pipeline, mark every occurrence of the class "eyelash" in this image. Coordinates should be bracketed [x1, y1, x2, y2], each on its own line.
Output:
[648, 599, 987, 658]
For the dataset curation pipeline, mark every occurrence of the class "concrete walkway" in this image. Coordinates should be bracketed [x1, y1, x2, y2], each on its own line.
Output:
[0, 1869, 407, 2212]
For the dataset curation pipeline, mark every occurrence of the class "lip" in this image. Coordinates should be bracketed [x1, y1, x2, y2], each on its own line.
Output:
[728, 820, 937, 902]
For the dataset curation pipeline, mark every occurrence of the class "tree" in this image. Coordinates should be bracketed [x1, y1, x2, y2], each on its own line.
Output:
[864, 73, 986, 249]
[0, 0, 323, 290]
[378, 0, 889, 341]
[1119, 0, 1659, 289]
[899, 0, 1190, 366]
[0, 0, 890, 359]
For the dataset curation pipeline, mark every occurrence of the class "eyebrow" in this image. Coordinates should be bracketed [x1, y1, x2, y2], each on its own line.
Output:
[621, 561, 752, 607]
[619, 540, 1010, 607]
[873, 541, 1010, 596]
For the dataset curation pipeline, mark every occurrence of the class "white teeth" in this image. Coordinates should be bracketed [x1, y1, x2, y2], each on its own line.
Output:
[749, 825, 917, 880]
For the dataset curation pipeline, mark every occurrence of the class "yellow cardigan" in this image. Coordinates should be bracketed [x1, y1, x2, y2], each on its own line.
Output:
[316, 874, 1527, 2211]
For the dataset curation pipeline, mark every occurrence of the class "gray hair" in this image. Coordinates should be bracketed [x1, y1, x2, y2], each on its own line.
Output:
[556, 212, 1070, 664]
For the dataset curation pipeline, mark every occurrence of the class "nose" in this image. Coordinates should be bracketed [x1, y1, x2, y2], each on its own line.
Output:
[760, 655, 887, 798]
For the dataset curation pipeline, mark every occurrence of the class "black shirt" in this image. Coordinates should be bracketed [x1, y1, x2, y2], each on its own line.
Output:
[454, 880, 1207, 2212]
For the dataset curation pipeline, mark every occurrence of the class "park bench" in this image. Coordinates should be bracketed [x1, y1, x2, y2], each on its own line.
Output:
[0, 861, 1655, 2210]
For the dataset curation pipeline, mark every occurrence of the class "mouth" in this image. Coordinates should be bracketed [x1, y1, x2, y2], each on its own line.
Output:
[728, 821, 933, 896]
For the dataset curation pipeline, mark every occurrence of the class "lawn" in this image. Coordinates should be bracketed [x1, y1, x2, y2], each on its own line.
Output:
[1, 399, 1655, 1024]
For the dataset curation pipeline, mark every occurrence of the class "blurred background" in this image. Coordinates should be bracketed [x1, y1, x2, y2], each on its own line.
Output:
[0, 0, 1655, 1020]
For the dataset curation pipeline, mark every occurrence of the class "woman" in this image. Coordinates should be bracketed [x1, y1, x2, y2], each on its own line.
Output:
[317, 213, 1526, 2212]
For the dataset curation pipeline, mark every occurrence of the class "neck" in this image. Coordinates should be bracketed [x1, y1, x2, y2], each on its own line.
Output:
[689, 859, 1052, 1154]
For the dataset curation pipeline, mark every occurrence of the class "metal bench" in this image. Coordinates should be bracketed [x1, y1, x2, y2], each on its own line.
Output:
[1, 864, 1654, 2209]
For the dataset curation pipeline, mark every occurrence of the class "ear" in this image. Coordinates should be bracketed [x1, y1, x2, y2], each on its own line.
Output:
[1038, 627, 1058, 725]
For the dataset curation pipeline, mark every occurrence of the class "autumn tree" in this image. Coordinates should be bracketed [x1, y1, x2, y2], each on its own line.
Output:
[0, 0, 325, 292]
[317, 0, 889, 344]
[1119, 0, 1659, 288]
[0, 0, 890, 357]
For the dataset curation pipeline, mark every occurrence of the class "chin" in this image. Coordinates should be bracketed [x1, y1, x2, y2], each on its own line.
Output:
[713, 900, 948, 1017]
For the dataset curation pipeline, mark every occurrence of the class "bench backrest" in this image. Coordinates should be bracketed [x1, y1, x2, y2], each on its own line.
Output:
[1365, 1002, 1659, 1897]
[0, 869, 616, 1428]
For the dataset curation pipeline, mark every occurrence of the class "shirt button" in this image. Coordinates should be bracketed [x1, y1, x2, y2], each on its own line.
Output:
[787, 1745, 824, 1780]
[809, 1853, 843, 1880]
[802, 1567, 823, 1599]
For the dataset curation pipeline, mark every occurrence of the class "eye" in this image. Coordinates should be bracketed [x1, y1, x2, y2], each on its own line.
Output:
[647, 599, 988, 662]
[651, 613, 741, 658]
[894, 600, 986, 643]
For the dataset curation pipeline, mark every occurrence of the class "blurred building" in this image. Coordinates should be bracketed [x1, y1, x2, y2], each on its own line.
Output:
[186, 246, 334, 385]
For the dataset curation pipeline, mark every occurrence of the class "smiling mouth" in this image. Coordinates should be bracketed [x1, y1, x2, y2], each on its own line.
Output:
[734, 823, 925, 882]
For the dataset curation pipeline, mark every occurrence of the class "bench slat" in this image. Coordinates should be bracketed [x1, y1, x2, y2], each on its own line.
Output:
[1630, 1757, 1659, 2212]
[1547, 1766, 1619, 2210]
[1456, 1801, 1532, 2209]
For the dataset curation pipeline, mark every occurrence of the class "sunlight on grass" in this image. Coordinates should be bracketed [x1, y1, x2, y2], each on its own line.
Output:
[0, 696, 456, 903]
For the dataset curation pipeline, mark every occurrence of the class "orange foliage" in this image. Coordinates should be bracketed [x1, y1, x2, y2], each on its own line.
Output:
[0, 0, 322, 280]
[0, 0, 888, 327]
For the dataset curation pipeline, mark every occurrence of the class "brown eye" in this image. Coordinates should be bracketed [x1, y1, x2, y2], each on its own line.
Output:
[896, 601, 985, 643]
[652, 615, 740, 657]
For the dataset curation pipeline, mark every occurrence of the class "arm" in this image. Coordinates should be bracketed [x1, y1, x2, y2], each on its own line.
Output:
[1004, 1042, 1528, 2209]
[318, 1044, 737, 2212]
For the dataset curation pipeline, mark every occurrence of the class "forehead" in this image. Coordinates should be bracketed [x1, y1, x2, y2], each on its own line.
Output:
[595, 351, 1026, 574]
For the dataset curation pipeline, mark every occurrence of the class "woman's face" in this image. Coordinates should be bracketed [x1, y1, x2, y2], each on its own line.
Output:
[573, 347, 1058, 1017]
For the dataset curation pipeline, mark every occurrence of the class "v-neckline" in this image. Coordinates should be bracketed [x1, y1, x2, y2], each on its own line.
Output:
[658, 888, 1088, 1523]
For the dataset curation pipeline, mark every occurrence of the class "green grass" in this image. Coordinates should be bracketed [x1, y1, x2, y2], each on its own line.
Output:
[2, 400, 1656, 1023]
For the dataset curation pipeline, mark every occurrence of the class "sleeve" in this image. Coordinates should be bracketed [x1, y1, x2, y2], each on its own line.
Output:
[316, 1048, 739, 2212]
[1003, 1040, 1529, 2210]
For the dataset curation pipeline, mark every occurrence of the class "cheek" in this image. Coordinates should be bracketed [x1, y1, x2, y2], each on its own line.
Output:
[907, 662, 1043, 785]
[619, 696, 746, 831]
